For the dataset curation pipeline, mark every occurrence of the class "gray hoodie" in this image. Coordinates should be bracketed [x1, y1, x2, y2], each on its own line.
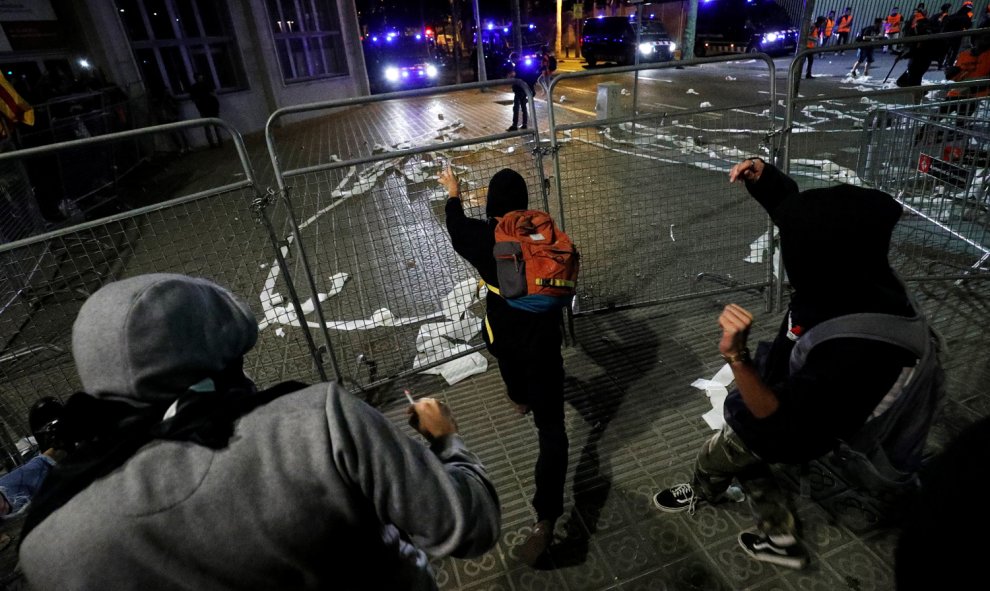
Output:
[19, 274, 500, 590]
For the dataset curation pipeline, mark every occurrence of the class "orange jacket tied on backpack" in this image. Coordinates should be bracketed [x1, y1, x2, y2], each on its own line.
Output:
[490, 210, 578, 313]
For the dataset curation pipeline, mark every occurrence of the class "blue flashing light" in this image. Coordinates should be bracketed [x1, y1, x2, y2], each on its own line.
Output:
[529, 24, 535, 30]
[371, 36, 378, 42]
[524, 58, 533, 66]
[386, 35, 395, 42]
[415, 34, 422, 39]
[596, 15, 604, 19]
[503, 27, 509, 33]
[487, 23, 494, 30]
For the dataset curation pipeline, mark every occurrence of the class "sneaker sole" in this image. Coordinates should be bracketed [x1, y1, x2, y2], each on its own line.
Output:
[738, 537, 808, 570]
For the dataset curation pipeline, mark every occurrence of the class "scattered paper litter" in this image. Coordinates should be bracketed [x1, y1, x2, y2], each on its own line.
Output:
[692, 364, 735, 430]
[699, 101, 713, 108]
[687, 88, 699, 95]
[275, 328, 286, 338]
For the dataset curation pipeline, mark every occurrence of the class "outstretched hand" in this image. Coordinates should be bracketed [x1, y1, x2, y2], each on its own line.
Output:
[407, 397, 458, 442]
[728, 158, 765, 184]
[438, 163, 460, 197]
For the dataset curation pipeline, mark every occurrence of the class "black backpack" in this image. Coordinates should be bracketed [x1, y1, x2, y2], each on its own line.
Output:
[789, 305, 945, 493]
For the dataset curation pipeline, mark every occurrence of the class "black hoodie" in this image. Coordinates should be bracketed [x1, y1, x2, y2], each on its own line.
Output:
[445, 169, 560, 357]
[724, 164, 918, 464]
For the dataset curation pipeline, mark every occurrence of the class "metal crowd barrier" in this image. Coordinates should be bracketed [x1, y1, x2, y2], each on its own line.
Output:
[858, 100, 990, 281]
[265, 80, 547, 390]
[784, 31, 990, 289]
[0, 119, 323, 467]
[545, 54, 780, 315]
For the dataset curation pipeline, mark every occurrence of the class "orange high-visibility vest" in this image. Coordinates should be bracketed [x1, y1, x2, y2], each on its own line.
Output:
[837, 14, 853, 33]
[947, 48, 990, 98]
[886, 13, 903, 34]
[825, 17, 835, 36]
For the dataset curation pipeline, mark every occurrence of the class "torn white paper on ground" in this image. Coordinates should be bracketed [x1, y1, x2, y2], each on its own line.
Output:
[413, 329, 487, 385]
[416, 314, 480, 347]
[692, 363, 735, 430]
[441, 279, 481, 319]
[417, 352, 489, 385]
[321, 308, 440, 331]
[699, 101, 713, 108]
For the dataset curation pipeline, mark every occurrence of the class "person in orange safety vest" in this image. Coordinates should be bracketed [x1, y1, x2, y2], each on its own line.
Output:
[836, 7, 854, 53]
[885, 6, 904, 52]
[822, 10, 837, 47]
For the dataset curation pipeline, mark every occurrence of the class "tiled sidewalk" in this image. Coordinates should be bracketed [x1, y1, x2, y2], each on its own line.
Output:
[377, 282, 988, 591]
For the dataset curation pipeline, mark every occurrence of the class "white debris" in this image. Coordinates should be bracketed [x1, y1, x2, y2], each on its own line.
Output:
[687, 88, 699, 95]
[725, 75, 737, 81]
[559, 95, 567, 102]
[693, 364, 735, 430]
[620, 88, 630, 96]
[700, 101, 713, 108]
[275, 328, 286, 338]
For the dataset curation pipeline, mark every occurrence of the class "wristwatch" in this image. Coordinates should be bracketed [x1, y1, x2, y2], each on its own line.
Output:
[722, 348, 752, 365]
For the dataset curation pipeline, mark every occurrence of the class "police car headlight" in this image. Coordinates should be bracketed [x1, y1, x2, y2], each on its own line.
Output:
[426, 64, 439, 78]
[669, 42, 677, 52]
[639, 42, 654, 55]
[385, 67, 400, 82]
[764, 32, 780, 43]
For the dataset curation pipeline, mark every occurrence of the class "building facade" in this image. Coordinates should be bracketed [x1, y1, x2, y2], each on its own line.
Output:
[0, 0, 370, 140]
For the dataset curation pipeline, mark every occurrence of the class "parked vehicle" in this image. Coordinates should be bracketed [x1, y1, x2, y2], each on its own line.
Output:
[694, 0, 798, 57]
[581, 15, 676, 67]
[364, 32, 443, 93]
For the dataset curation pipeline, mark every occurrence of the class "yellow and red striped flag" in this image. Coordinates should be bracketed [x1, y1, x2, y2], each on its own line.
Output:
[0, 73, 34, 126]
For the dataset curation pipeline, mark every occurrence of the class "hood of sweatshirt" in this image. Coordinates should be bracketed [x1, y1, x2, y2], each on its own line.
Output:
[71, 274, 258, 404]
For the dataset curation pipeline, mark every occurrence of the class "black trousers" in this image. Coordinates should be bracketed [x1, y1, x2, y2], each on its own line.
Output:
[497, 349, 567, 522]
[511, 89, 529, 127]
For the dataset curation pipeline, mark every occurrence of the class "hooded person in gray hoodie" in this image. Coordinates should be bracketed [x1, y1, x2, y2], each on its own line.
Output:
[440, 167, 568, 566]
[18, 273, 500, 590]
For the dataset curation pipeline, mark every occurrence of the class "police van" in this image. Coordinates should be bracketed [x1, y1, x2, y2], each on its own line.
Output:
[695, 0, 798, 56]
[581, 15, 677, 66]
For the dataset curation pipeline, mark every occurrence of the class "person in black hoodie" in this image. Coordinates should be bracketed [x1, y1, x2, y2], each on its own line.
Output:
[896, 15, 941, 100]
[441, 166, 567, 566]
[652, 158, 918, 570]
[940, 4, 974, 72]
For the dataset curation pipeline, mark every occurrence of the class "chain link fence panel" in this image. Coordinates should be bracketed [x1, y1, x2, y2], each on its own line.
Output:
[265, 81, 549, 391]
[546, 56, 779, 315]
[784, 35, 990, 286]
[0, 120, 323, 467]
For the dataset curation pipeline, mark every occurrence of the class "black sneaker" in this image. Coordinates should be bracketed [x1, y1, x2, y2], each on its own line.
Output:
[738, 530, 808, 570]
[520, 124, 528, 129]
[654, 483, 698, 513]
[653, 483, 745, 515]
[506, 125, 518, 131]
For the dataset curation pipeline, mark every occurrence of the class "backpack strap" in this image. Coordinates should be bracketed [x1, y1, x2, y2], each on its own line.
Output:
[789, 310, 928, 376]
